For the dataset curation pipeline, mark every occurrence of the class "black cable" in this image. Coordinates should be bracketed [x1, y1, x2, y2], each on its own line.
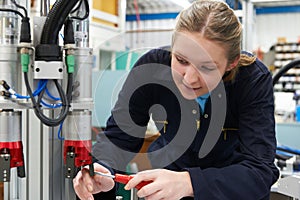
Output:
[0, 80, 10, 90]
[0, 8, 24, 19]
[64, 19, 75, 104]
[0, 2, 31, 43]
[63, 18, 75, 45]
[66, 73, 74, 104]
[82, 0, 90, 20]
[24, 72, 69, 127]
[11, 0, 28, 17]
[70, 0, 89, 21]
[40, 0, 79, 44]
[273, 59, 300, 86]
[70, 0, 83, 14]
[38, 80, 69, 126]
[32, 0, 79, 127]
[20, 17, 31, 43]
[1, 91, 11, 98]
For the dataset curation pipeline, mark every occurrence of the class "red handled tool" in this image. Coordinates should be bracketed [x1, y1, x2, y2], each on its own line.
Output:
[94, 171, 152, 190]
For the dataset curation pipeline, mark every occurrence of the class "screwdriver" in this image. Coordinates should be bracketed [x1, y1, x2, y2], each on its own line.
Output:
[94, 171, 152, 190]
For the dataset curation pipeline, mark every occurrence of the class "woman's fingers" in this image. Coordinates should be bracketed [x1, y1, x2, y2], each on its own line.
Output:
[73, 170, 94, 200]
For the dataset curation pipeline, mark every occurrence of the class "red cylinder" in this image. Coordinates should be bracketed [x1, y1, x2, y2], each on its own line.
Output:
[63, 140, 92, 167]
[0, 141, 24, 168]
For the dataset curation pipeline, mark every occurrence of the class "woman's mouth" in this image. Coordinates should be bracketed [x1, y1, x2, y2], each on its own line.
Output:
[182, 82, 201, 91]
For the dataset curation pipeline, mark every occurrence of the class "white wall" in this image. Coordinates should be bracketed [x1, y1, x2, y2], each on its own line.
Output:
[254, 12, 300, 51]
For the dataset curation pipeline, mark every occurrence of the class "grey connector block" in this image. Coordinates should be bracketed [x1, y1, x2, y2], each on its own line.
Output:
[34, 61, 64, 79]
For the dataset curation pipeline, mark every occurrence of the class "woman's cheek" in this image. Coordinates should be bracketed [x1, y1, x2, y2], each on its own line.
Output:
[201, 73, 222, 91]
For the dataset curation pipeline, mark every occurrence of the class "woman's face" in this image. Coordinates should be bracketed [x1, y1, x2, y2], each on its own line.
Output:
[171, 31, 230, 100]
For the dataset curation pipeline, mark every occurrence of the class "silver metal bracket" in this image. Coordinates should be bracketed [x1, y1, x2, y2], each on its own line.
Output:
[0, 153, 11, 182]
[65, 151, 76, 179]
[34, 61, 64, 79]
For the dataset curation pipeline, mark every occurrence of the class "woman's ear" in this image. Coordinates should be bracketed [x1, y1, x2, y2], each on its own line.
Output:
[226, 56, 240, 71]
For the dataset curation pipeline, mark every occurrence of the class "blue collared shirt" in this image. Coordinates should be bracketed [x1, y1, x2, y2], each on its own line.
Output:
[195, 93, 210, 114]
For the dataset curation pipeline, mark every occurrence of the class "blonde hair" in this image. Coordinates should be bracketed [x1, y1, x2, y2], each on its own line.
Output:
[173, 0, 255, 81]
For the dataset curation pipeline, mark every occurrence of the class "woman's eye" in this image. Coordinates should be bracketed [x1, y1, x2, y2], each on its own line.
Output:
[200, 66, 215, 72]
[176, 56, 189, 65]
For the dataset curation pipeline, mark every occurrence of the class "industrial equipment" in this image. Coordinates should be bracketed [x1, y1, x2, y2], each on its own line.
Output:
[273, 58, 300, 199]
[0, 0, 94, 199]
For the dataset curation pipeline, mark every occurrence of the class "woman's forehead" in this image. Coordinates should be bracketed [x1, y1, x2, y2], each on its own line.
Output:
[172, 32, 227, 67]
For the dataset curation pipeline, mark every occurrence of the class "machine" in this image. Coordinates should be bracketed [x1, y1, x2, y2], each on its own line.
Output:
[273, 57, 300, 199]
[0, 0, 94, 199]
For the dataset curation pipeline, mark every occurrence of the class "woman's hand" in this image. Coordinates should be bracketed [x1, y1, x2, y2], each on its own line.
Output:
[124, 169, 194, 200]
[73, 163, 115, 200]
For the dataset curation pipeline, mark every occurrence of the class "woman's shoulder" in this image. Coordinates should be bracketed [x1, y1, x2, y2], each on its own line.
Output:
[133, 46, 172, 68]
[236, 51, 271, 81]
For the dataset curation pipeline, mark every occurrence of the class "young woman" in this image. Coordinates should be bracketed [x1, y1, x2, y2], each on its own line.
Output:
[73, 1, 279, 199]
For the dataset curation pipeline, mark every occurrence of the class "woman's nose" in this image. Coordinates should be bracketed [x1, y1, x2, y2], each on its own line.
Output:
[183, 66, 199, 85]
